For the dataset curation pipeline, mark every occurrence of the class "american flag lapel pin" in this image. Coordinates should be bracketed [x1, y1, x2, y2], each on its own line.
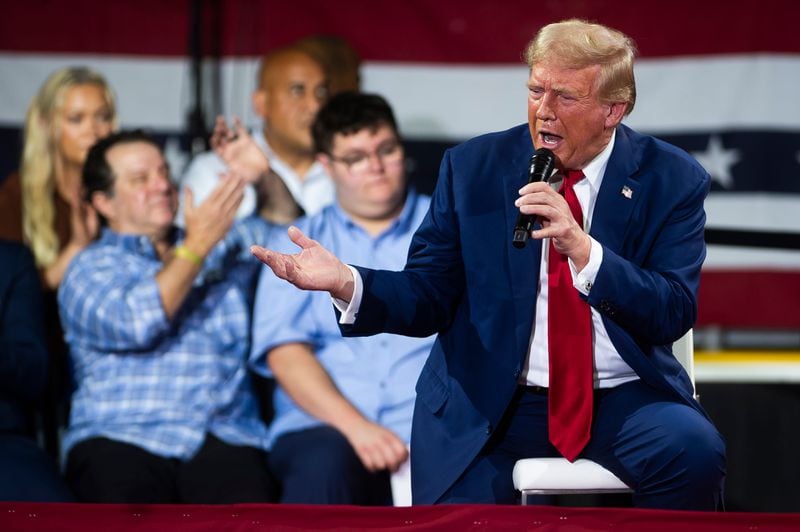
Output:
[621, 185, 633, 199]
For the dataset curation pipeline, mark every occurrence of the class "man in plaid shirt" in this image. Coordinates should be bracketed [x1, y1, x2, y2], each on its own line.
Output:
[58, 131, 277, 503]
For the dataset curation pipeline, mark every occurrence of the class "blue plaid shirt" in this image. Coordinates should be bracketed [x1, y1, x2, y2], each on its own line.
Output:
[58, 216, 277, 460]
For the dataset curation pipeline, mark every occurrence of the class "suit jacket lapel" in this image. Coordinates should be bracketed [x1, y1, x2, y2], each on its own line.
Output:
[502, 128, 541, 364]
[590, 125, 642, 253]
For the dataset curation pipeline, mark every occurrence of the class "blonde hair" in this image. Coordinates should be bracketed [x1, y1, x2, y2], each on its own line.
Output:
[524, 19, 637, 116]
[20, 66, 117, 266]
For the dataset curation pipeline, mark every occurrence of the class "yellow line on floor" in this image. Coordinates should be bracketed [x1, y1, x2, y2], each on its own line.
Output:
[695, 351, 800, 364]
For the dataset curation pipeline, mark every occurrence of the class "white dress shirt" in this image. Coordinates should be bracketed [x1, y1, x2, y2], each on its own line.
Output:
[523, 130, 638, 388]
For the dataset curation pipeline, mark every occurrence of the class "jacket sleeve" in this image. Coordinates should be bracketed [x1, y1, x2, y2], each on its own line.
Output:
[0, 243, 48, 400]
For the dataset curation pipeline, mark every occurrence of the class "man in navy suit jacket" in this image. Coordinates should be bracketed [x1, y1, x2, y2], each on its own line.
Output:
[252, 19, 726, 509]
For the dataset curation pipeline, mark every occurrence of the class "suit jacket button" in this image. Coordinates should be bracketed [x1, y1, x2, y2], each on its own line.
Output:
[486, 424, 493, 435]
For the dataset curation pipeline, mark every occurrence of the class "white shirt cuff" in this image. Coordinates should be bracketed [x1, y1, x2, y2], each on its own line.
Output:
[333, 265, 363, 324]
[570, 237, 603, 295]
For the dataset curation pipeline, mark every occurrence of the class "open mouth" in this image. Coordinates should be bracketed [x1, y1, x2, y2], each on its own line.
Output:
[539, 132, 563, 147]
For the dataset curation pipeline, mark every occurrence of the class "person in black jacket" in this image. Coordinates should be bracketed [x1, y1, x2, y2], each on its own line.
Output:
[0, 239, 73, 501]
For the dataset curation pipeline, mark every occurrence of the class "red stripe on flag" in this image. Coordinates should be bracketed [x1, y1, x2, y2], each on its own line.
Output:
[3, 0, 800, 60]
[699, 271, 800, 329]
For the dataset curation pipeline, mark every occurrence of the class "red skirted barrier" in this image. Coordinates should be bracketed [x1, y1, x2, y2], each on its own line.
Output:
[2, 502, 799, 531]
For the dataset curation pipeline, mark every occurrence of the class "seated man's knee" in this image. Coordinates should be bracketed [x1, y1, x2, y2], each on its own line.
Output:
[274, 426, 362, 477]
[676, 415, 726, 487]
[66, 438, 175, 503]
[635, 410, 726, 509]
[271, 426, 389, 504]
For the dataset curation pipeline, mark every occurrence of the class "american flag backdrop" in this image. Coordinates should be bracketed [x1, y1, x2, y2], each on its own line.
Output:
[1, 0, 799, 332]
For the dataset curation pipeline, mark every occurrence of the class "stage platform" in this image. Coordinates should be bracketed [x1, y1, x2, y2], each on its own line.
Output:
[2, 501, 800, 531]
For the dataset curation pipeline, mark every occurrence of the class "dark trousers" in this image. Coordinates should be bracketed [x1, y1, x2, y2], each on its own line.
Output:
[270, 425, 392, 505]
[439, 380, 726, 510]
[66, 433, 277, 503]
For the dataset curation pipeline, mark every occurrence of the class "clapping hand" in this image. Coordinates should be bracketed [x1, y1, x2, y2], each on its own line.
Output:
[211, 116, 269, 184]
[183, 172, 245, 257]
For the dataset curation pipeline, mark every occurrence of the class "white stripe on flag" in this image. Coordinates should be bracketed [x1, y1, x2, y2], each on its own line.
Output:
[1, 53, 799, 138]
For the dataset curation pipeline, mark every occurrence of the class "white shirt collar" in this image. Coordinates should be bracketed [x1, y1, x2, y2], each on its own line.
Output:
[578, 128, 616, 191]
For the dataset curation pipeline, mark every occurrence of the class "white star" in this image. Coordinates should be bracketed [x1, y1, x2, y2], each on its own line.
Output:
[692, 135, 741, 189]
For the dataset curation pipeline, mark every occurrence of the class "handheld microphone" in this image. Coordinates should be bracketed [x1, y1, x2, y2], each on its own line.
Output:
[512, 147, 556, 248]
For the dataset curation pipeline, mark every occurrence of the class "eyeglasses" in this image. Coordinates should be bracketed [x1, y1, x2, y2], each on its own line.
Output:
[328, 141, 403, 176]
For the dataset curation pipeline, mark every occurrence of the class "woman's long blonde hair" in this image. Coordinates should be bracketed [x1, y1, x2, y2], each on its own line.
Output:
[21, 66, 117, 267]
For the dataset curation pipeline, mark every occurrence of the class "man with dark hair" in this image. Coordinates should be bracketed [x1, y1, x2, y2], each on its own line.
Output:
[248, 92, 433, 505]
[252, 20, 726, 509]
[59, 131, 278, 503]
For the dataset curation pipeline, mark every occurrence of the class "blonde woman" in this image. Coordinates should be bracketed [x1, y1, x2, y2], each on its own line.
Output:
[0, 66, 116, 288]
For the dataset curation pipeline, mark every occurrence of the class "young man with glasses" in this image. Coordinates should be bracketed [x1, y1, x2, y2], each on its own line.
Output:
[248, 92, 434, 504]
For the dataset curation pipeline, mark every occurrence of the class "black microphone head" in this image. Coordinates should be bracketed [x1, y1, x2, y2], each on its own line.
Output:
[529, 147, 556, 183]
[513, 147, 557, 249]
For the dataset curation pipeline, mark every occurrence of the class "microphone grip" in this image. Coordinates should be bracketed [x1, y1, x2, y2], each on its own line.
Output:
[512, 214, 537, 249]
[512, 148, 555, 249]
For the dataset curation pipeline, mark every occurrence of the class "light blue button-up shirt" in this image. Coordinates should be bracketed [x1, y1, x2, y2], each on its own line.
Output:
[249, 190, 434, 446]
[59, 217, 277, 460]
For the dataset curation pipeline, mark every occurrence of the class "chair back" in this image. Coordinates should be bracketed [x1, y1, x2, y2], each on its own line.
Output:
[672, 329, 695, 396]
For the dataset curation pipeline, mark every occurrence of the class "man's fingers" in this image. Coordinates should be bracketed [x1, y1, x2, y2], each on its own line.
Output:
[218, 174, 245, 214]
[208, 172, 243, 207]
[211, 116, 229, 150]
[251, 245, 277, 266]
[356, 448, 379, 472]
[183, 187, 195, 216]
[383, 437, 409, 472]
[233, 116, 246, 138]
[287, 225, 317, 250]
[250, 246, 296, 281]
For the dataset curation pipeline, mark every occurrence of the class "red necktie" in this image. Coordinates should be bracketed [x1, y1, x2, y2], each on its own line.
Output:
[547, 169, 593, 462]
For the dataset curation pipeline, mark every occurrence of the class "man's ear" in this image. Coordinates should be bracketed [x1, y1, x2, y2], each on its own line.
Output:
[252, 89, 269, 120]
[317, 153, 333, 176]
[604, 101, 627, 128]
[90, 191, 115, 223]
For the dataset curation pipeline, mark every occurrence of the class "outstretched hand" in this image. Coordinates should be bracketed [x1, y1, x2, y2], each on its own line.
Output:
[251, 226, 355, 302]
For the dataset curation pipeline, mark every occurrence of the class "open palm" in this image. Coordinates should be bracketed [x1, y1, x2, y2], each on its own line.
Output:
[251, 226, 354, 300]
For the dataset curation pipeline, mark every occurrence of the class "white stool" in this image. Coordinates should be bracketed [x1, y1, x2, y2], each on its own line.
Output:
[513, 457, 631, 503]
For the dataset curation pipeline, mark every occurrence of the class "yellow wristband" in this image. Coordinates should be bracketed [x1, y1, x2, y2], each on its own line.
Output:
[174, 245, 203, 266]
